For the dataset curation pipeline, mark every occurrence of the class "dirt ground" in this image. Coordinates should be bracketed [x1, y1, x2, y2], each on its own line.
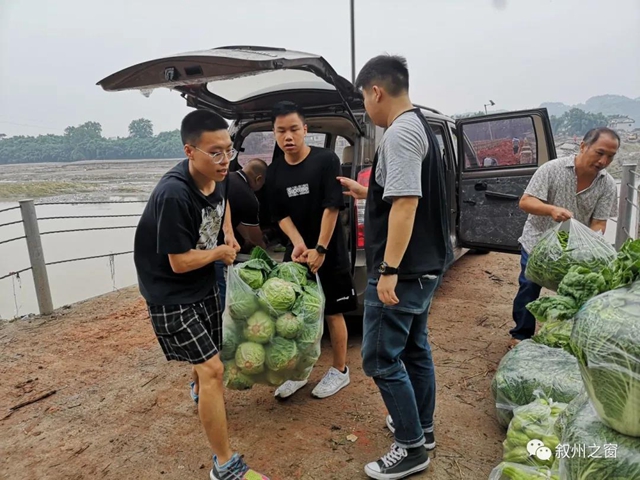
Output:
[0, 252, 522, 480]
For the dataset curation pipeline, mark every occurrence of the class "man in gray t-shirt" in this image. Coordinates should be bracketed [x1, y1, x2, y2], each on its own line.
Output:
[510, 127, 620, 346]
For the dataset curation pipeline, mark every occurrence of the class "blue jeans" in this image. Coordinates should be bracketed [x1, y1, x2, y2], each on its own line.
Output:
[510, 250, 542, 340]
[214, 261, 227, 312]
[361, 275, 440, 449]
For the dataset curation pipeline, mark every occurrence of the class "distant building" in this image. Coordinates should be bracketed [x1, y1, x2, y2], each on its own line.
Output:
[608, 116, 636, 132]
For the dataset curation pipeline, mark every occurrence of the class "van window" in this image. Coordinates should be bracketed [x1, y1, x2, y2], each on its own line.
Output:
[462, 117, 538, 170]
[335, 136, 352, 164]
[238, 132, 276, 167]
[306, 133, 327, 148]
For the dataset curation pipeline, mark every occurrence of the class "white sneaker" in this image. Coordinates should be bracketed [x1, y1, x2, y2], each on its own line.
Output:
[311, 367, 350, 399]
[274, 380, 308, 399]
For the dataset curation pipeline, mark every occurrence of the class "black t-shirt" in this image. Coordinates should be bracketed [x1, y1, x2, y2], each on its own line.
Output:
[266, 146, 349, 271]
[134, 159, 227, 305]
[225, 171, 260, 248]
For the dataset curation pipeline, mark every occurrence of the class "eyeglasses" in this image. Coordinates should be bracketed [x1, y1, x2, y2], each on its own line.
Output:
[192, 146, 238, 164]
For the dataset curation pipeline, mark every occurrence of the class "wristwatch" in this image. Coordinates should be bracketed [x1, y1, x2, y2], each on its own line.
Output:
[378, 261, 399, 276]
[315, 244, 328, 255]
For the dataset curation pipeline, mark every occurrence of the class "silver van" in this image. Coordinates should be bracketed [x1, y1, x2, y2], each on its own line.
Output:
[99, 46, 557, 313]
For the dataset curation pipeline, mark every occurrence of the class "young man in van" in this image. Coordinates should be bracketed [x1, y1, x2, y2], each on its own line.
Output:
[134, 109, 269, 480]
[340, 55, 452, 479]
[266, 101, 357, 400]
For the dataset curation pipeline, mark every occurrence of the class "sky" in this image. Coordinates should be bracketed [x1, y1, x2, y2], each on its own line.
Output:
[0, 0, 639, 138]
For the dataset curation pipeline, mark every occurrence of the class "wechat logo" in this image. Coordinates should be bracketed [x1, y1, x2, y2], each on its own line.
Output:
[527, 439, 554, 461]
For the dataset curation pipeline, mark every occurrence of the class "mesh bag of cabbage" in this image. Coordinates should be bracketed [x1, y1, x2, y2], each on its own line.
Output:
[558, 394, 640, 479]
[525, 219, 616, 292]
[489, 462, 559, 480]
[491, 340, 583, 428]
[221, 251, 325, 390]
[502, 394, 567, 469]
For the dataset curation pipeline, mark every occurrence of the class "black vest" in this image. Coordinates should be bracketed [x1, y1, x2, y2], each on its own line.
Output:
[365, 109, 453, 280]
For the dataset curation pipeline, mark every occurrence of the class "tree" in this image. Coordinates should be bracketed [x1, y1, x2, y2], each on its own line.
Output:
[128, 118, 153, 139]
[550, 108, 610, 136]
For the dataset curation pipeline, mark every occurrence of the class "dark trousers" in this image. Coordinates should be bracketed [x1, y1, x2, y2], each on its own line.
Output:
[510, 250, 542, 340]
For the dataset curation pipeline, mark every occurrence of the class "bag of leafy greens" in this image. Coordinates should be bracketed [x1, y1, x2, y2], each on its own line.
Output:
[221, 247, 325, 390]
[525, 219, 616, 291]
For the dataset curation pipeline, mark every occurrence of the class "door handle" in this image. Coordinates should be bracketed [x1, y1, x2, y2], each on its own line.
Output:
[463, 200, 477, 206]
[485, 191, 519, 200]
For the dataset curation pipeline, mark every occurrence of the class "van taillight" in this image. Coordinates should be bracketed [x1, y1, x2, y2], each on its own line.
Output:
[355, 167, 371, 249]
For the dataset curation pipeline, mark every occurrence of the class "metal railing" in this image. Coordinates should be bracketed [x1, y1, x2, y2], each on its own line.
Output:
[0, 199, 146, 316]
[615, 162, 640, 250]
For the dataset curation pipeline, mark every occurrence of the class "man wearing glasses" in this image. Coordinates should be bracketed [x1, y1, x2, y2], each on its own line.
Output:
[134, 110, 269, 480]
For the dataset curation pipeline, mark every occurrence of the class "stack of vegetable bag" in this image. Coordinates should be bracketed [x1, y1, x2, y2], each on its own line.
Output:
[529, 238, 640, 354]
[557, 393, 640, 479]
[489, 462, 559, 480]
[524, 219, 616, 291]
[501, 395, 567, 469]
[221, 247, 325, 390]
[570, 279, 640, 437]
[491, 340, 583, 427]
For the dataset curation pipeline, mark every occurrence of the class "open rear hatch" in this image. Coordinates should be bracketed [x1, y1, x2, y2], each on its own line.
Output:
[97, 45, 363, 122]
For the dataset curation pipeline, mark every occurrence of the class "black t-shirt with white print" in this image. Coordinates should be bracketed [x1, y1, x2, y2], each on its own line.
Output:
[134, 159, 227, 306]
[266, 146, 349, 271]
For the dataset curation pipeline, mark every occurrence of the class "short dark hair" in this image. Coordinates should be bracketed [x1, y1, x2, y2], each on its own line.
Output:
[271, 101, 305, 125]
[583, 127, 620, 147]
[180, 109, 228, 145]
[355, 55, 409, 96]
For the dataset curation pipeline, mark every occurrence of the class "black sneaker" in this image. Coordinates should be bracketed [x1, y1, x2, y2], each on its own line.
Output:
[364, 443, 430, 479]
[385, 415, 436, 450]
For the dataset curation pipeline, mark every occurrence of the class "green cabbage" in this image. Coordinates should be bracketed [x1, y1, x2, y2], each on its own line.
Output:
[270, 262, 309, 286]
[296, 321, 323, 356]
[489, 462, 559, 480]
[491, 340, 583, 428]
[228, 289, 258, 320]
[297, 342, 321, 370]
[238, 265, 266, 290]
[292, 286, 324, 324]
[220, 319, 243, 361]
[264, 368, 288, 387]
[275, 312, 303, 339]
[265, 337, 298, 372]
[223, 360, 255, 390]
[258, 278, 297, 315]
[558, 394, 640, 479]
[234, 342, 266, 375]
[243, 311, 275, 344]
[290, 366, 313, 382]
[250, 246, 277, 271]
[570, 280, 640, 437]
[532, 318, 575, 355]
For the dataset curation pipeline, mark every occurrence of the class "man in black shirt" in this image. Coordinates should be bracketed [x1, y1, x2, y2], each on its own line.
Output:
[134, 110, 269, 480]
[215, 158, 268, 310]
[340, 56, 453, 479]
[266, 101, 357, 400]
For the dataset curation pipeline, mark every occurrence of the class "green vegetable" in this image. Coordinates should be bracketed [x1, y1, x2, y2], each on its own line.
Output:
[238, 264, 267, 290]
[250, 246, 277, 271]
[292, 285, 324, 324]
[532, 318, 575, 355]
[223, 360, 255, 390]
[503, 397, 567, 469]
[602, 238, 640, 290]
[235, 342, 266, 375]
[275, 312, 303, 339]
[296, 321, 323, 356]
[220, 318, 243, 361]
[242, 311, 275, 344]
[491, 340, 584, 427]
[570, 280, 640, 437]
[527, 296, 579, 323]
[258, 278, 297, 315]
[557, 266, 608, 305]
[558, 394, 640, 479]
[227, 289, 258, 321]
[525, 220, 616, 291]
[265, 337, 299, 372]
[297, 342, 321, 370]
[489, 462, 557, 480]
[270, 262, 309, 286]
[264, 368, 288, 387]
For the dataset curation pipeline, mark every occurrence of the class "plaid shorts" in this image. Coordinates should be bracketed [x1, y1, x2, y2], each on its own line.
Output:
[146, 289, 222, 365]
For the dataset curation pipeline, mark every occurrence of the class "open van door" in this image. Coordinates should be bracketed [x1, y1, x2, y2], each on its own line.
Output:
[97, 46, 362, 125]
[456, 109, 556, 253]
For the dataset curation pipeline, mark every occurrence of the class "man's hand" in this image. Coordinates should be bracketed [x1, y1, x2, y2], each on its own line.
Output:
[305, 249, 325, 274]
[216, 245, 238, 266]
[291, 243, 308, 263]
[337, 176, 368, 200]
[225, 234, 241, 252]
[377, 275, 399, 306]
[550, 207, 573, 222]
